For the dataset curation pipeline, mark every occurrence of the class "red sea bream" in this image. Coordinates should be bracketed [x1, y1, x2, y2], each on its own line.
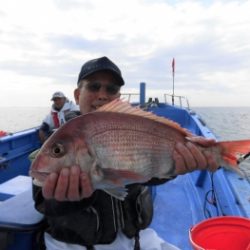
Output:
[30, 99, 250, 199]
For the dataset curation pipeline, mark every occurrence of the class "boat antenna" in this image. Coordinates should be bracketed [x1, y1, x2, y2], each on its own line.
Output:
[172, 58, 175, 105]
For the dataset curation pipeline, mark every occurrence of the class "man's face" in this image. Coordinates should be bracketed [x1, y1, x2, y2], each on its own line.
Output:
[53, 97, 66, 110]
[74, 71, 121, 114]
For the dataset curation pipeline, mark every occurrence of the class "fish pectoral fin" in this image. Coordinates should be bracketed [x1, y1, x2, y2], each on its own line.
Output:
[103, 187, 128, 201]
[102, 168, 147, 184]
[97, 168, 147, 200]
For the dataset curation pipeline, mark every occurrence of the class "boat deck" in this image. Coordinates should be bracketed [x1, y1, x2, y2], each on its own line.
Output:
[151, 175, 200, 249]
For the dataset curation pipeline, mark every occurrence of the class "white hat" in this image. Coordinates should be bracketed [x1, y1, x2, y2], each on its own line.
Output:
[51, 91, 66, 100]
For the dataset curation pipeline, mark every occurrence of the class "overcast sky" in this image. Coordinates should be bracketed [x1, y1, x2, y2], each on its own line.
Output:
[1, 0, 250, 107]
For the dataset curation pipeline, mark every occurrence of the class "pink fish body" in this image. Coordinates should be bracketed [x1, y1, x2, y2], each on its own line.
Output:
[30, 100, 250, 199]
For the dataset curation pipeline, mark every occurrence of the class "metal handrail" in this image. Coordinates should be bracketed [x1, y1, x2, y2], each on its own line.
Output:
[164, 93, 190, 109]
[122, 93, 190, 109]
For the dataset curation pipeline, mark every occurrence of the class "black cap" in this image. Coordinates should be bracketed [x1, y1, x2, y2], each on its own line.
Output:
[77, 56, 124, 86]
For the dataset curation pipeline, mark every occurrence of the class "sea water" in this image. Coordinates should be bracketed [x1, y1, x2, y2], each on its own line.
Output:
[194, 107, 250, 140]
[0, 106, 50, 133]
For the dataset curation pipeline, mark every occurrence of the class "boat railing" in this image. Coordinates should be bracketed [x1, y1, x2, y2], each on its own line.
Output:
[121, 92, 190, 109]
[164, 93, 190, 109]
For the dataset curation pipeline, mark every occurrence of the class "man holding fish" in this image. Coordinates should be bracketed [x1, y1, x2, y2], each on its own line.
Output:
[31, 56, 219, 250]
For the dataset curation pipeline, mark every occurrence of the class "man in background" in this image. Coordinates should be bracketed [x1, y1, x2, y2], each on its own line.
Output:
[38, 91, 79, 143]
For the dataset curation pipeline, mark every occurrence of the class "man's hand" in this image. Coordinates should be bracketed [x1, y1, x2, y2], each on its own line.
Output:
[42, 166, 94, 201]
[173, 137, 218, 175]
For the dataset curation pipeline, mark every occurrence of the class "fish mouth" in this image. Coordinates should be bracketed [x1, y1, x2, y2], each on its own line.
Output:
[29, 170, 50, 184]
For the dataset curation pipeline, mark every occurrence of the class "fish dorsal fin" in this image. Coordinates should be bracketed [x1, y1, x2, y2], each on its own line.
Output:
[96, 99, 192, 136]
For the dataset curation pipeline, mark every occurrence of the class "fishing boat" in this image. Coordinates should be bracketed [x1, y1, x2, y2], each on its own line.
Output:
[0, 83, 250, 250]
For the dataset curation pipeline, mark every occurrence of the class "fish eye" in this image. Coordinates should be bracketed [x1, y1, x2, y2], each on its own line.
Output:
[50, 143, 65, 158]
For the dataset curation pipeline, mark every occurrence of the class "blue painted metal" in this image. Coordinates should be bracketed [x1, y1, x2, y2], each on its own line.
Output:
[0, 127, 41, 184]
[139, 82, 146, 106]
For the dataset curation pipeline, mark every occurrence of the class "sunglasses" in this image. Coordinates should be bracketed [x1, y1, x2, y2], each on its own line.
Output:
[85, 81, 120, 95]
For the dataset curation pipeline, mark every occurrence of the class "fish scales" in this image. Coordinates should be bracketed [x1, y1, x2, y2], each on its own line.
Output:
[82, 112, 182, 175]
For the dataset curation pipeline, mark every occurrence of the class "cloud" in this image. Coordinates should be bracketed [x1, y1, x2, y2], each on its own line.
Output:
[46, 34, 123, 53]
[52, 0, 94, 11]
[0, 0, 250, 107]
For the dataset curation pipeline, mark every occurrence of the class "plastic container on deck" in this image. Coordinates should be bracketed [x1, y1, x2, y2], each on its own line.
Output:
[189, 216, 250, 250]
[0, 176, 44, 250]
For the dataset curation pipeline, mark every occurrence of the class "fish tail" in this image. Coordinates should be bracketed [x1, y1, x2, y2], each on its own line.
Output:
[217, 140, 250, 169]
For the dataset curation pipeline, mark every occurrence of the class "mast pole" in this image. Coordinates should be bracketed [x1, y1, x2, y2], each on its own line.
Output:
[172, 58, 175, 105]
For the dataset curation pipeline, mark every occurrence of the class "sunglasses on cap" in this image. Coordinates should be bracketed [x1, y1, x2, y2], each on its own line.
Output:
[85, 81, 120, 95]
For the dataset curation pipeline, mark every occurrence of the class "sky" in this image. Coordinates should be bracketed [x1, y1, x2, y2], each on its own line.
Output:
[0, 0, 250, 107]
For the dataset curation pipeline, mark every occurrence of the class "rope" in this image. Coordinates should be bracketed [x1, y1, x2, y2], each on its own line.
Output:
[203, 173, 220, 218]
[134, 231, 140, 250]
